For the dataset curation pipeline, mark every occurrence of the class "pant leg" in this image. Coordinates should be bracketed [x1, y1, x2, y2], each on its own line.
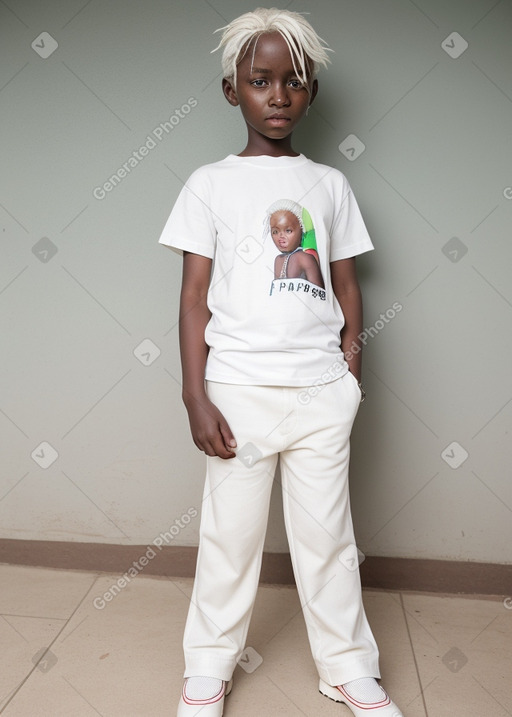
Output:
[182, 382, 279, 680]
[279, 372, 381, 686]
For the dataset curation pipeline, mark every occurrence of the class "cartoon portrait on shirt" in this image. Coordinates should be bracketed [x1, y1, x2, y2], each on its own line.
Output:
[265, 199, 326, 300]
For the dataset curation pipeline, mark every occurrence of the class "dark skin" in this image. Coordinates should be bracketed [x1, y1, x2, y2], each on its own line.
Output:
[180, 32, 364, 459]
[274, 250, 325, 286]
[271, 210, 325, 286]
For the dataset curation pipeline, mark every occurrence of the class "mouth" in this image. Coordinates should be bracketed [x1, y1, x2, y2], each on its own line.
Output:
[266, 114, 291, 125]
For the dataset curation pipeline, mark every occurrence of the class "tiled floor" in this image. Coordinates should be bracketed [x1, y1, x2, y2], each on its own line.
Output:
[0, 564, 510, 716]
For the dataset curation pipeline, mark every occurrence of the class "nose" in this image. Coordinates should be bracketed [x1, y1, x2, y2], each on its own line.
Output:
[270, 82, 290, 106]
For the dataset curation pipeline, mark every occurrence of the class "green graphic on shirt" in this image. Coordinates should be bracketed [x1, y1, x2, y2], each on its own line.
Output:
[301, 206, 319, 264]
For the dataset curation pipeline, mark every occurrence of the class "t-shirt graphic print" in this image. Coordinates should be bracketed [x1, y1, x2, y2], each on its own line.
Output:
[158, 153, 374, 387]
[266, 198, 326, 302]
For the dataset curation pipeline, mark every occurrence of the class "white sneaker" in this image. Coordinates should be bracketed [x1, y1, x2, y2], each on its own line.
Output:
[319, 678, 403, 716]
[177, 678, 233, 717]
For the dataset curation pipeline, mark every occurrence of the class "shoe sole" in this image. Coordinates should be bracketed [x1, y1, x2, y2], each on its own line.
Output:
[319, 679, 344, 703]
[319, 679, 398, 715]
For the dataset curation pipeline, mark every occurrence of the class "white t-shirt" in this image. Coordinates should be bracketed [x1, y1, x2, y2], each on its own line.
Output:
[158, 153, 373, 387]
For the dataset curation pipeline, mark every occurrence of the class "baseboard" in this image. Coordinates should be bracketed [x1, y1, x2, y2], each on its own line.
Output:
[0, 539, 510, 596]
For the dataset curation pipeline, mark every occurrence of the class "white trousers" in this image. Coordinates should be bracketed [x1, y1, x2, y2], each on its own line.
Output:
[183, 373, 380, 686]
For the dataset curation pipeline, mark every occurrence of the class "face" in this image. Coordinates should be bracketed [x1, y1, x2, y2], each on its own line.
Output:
[270, 211, 302, 252]
[223, 32, 318, 144]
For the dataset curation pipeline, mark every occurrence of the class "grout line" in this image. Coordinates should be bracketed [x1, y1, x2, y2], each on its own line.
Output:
[399, 592, 430, 717]
[0, 573, 102, 713]
[0, 613, 67, 621]
[265, 675, 309, 715]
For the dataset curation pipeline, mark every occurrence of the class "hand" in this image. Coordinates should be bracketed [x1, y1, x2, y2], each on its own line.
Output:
[185, 395, 237, 459]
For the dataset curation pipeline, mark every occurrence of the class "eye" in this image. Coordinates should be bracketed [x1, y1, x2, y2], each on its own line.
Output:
[251, 79, 267, 88]
[289, 79, 305, 89]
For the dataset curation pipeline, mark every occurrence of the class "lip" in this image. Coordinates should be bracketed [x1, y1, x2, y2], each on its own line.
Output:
[266, 114, 290, 125]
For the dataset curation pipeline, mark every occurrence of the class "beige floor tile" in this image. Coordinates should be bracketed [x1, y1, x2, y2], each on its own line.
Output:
[1, 564, 508, 716]
[363, 591, 426, 716]
[403, 593, 511, 717]
[0, 565, 99, 712]
[0, 565, 97, 618]
[2, 573, 189, 716]
[244, 582, 302, 649]
[223, 587, 423, 716]
[0, 615, 66, 710]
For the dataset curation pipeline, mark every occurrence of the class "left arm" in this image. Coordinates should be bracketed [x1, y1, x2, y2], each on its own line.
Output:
[330, 257, 363, 382]
[300, 253, 324, 288]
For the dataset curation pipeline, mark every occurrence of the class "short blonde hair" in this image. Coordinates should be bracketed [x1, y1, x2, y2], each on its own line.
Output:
[266, 199, 305, 231]
[212, 7, 331, 89]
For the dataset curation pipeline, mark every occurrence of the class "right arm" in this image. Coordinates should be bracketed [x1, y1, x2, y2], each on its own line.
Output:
[298, 253, 324, 288]
[179, 251, 237, 459]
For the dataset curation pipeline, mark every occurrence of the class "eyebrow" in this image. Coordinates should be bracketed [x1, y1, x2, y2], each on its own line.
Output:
[250, 67, 271, 74]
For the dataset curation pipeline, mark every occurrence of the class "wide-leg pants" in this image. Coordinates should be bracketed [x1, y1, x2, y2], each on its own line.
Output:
[182, 373, 380, 686]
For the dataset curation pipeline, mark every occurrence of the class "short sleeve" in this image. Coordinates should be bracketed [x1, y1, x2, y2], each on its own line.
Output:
[329, 175, 374, 262]
[158, 169, 216, 258]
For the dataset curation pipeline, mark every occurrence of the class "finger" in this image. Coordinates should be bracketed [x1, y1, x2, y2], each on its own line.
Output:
[212, 425, 236, 459]
[212, 434, 236, 459]
[200, 430, 236, 460]
[219, 420, 237, 454]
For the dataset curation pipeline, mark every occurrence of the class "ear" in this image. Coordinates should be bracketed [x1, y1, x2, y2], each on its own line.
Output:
[308, 78, 319, 107]
[222, 77, 239, 107]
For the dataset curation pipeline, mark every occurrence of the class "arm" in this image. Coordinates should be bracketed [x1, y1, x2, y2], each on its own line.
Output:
[300, 253, 325, 288]
[330, 257, 363, 382]
[274, 254, 283, 278]
[179, 251, 237, 459]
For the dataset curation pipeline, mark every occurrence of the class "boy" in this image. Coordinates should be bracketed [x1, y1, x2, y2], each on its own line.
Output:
[159, 8, 403, 717]
[268, 201, 325, 286]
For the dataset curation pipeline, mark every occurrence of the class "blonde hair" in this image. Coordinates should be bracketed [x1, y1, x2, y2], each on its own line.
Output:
[212, 7, 331, 90]
[266, 199, 304, 230]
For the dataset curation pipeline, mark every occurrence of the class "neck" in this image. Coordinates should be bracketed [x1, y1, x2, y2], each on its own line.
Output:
[238, 128, 299, 157]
